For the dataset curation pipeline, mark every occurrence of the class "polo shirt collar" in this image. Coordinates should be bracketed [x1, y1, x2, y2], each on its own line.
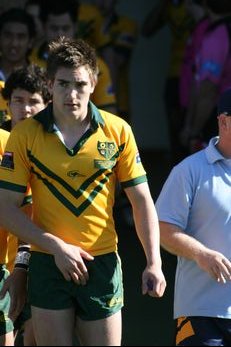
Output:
[34, 101, 105, 132]
[205, 136, 226, 163]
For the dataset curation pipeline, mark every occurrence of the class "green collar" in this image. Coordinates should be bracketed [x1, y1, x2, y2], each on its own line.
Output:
[34, 101, 105, 132]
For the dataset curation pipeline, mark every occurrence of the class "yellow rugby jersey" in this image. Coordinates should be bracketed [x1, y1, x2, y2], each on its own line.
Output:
[166, 1, 194, 77]
[0, 81, 11, 127]
[0, 129, 10, 264]
[0, 102, 147, 256]
[0, 129, 32, 268]
[91, 57, 115, 110]
[77, 3, 110, 49]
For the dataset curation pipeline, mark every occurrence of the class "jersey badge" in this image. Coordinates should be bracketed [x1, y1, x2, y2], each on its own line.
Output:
[97, 141, 116, 159]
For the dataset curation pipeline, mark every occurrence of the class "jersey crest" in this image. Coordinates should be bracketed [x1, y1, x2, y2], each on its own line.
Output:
[97, 141, 116, 159]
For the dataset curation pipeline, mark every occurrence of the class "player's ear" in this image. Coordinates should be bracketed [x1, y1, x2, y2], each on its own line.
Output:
[47, 79, 54, 94]
[90, 74, 97, 94]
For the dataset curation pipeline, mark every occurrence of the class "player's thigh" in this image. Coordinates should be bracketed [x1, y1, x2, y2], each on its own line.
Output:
[31, 306, 75, 346]
[76, 310, 122, 346]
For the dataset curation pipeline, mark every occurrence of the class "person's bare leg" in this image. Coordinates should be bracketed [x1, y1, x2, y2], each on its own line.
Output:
[76, 310, 122, 346]
[31, 306, 75, 346]
[0, 331, 14, 346]
[23, 318, 36, 346]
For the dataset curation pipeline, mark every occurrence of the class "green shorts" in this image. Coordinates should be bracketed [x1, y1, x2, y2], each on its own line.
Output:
[28, 251, 124, 321]
[0, 265, 14, 336]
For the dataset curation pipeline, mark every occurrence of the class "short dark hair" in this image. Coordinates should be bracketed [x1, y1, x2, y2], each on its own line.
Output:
[40, 0, 79, 24]
[2, 64, 51, 104]
[47, 37, 98, 81]
[0, 8, 36, 38]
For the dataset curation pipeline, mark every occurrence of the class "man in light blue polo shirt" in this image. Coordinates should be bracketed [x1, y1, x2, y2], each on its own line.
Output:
[156, 87, 231, 346]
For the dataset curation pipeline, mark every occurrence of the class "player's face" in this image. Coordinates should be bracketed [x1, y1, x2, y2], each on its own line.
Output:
[51, 66, 96, 121]
[0, 22, 32, 64]
[45, 13, 75, 42]
[9, 89, 46, 127]
[25, 3, 44, 40]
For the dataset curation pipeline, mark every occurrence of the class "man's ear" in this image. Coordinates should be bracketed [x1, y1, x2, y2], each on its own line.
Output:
[47, 80, 54, 94]
[90, 75, 97, 94]
[219, 114, 229, 131]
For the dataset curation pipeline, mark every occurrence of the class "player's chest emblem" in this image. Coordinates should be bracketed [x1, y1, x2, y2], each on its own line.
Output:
[97, 141, 116, 159]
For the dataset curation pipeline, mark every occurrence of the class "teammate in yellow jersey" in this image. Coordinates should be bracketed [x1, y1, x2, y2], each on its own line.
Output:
[0, 64, 51, 346]
[0, 129, 15, 346]
[91, 0, 138, 121]
[0, 129, 29, 347]
[0, 37, 166, 346]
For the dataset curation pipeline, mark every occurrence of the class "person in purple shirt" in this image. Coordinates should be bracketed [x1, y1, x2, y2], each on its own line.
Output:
[180, 0, 231, 153]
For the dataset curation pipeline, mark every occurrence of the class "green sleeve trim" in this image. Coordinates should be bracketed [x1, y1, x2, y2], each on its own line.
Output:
[121, 175, 147, 189]
[0, 181, 27, 193]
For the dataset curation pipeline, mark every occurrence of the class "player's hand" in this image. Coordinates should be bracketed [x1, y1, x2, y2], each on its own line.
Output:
[142, 265, 166, 298]
[196, 249, 231, 284]
[54, 242, 94, 285]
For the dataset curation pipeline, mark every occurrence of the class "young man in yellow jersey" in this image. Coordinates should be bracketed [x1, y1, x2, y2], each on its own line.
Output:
[0, 128, 15, 346]
[0, 128, 29, 347]
[0, 64, 51, 346]
[0, 37, 166, 346]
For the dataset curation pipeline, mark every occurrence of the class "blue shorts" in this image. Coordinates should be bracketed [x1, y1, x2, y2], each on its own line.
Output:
[176, 316, 231, 346]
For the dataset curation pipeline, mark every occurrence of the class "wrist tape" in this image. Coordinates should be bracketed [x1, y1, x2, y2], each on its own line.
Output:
[14, 245, 31, 270]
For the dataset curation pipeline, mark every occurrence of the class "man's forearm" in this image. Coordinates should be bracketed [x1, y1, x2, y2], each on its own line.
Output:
[0, 204, 63, 255]
[133, 199, 162, 267]
[159, 221, 208, 261]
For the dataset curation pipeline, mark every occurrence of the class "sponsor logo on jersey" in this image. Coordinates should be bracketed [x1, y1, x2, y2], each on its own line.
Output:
[67, 170, 85, 179]
[94, 159, 116, 169]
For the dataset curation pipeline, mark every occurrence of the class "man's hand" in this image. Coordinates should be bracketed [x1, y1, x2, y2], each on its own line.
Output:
[142, 265, 166, 298]
[54, 242, 94, 285]
[196, 249, 231, 284]
[0, 268, 28, 321]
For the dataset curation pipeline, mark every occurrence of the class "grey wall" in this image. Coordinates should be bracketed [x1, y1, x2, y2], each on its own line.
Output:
[117, 0, 171, 150]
